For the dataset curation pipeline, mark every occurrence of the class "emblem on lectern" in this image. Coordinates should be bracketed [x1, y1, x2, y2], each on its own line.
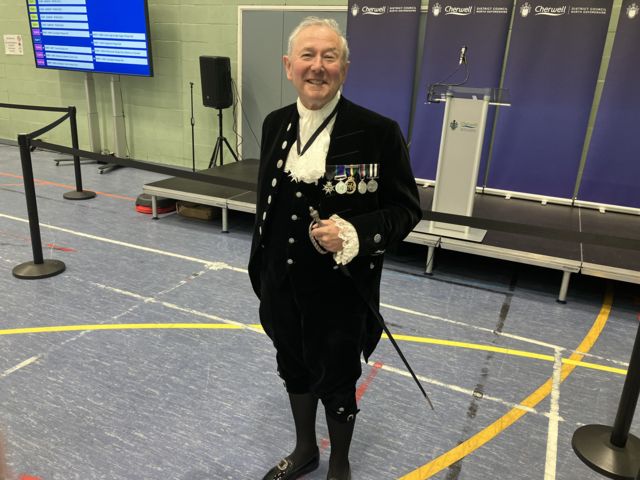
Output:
[432, 3, 442, 16]
[627, 3, 639, 18]
[450, 120, 459, 130]
[520, 2, 532, 16]
[351, 3, 360, 16]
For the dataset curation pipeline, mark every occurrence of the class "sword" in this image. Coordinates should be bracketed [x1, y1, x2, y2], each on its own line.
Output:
[309, 207, 434, 410]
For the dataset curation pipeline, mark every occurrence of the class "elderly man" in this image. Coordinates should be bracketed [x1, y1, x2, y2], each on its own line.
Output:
[248, 17, 421, 480]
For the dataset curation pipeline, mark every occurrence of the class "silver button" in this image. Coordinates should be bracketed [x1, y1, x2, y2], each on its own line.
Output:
[333, 265, 339, 270]
[287, 123, 292, 131]
[287, 259, 294, 265]
[338, 407, 345, 413]
[295, 191, 302, 198]
[281, 140, 288, 150]
[373, 233, 382, 243]
[288, 237, 295, 244]
[262, 212, 267, 220]
[370, 262, 375, 270]
[276, 159, 284, 168]
[291, 214, 298, 221]
[267, 195, 272, 204]
[271, 178, 277, 187]
[259, 226, 262, 235]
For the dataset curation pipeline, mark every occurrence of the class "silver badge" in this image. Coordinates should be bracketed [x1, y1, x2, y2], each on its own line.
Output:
[322, 181, 335, 195]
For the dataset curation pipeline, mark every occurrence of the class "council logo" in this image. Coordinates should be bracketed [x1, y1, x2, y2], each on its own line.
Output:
[450, 120, 459, 130]
[627, 2, 639, 18]
[351, 3, 360, 16]
[520, 2, 532, 16]
[432, 2, 442, 16]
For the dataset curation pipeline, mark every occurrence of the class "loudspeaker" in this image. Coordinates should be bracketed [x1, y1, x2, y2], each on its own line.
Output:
[199, 56, 233, 109]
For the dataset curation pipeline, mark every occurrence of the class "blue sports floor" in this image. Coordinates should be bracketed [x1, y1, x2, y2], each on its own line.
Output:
[0, 143, 638, 480]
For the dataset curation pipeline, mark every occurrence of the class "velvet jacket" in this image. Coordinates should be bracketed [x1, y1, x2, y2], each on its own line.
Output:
[248, 96, 422, 358]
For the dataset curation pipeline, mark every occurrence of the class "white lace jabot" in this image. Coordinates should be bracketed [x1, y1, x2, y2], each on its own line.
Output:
[284, 91, 340, 184]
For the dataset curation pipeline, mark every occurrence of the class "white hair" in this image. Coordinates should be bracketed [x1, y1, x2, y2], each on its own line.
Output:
[287, 16, 350, 64]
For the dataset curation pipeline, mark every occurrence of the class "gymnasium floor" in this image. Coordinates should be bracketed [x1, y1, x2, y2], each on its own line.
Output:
[0, 143, 638, 480]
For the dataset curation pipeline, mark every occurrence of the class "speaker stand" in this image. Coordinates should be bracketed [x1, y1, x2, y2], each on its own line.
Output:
[208, 108, 238, 168]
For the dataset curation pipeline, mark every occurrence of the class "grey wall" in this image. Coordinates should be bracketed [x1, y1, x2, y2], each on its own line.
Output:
[240, 9, 347, 160]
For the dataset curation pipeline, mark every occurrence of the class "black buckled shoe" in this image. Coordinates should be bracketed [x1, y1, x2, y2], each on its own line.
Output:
[261, 453, 320, 480]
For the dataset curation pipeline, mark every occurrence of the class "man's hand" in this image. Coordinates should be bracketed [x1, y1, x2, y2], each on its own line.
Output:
[311, 219, 343, 252]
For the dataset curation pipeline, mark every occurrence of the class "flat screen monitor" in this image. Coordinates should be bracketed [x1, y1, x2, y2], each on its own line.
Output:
[26, 0, 153, 77]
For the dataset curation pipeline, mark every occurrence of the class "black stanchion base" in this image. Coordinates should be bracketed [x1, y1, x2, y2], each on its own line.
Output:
[572, 424, 640, 480]
[63, 190, 96, 200]
[12, 259, 66, 279]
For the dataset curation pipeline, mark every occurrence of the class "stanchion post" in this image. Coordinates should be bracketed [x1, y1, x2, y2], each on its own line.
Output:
[572, 320, 640, 479]
[63, 106, 96, 200]
[12, 134, 66, 279]
[611, 323, 640, 447]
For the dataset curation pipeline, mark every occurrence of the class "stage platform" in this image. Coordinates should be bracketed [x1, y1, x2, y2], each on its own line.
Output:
[143, 159, 640, 301]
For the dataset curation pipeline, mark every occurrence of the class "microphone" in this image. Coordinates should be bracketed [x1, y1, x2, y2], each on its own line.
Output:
[458, 45, 467, 66]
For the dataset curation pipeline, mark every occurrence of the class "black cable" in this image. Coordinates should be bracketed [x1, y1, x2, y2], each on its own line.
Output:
[231, 78, 261, 157]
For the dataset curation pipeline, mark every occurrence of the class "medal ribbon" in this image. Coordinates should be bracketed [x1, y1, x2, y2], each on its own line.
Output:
[296, 104, 339, 157]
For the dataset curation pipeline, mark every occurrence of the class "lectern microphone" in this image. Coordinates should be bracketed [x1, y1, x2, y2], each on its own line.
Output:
[458, 46, 468, 66]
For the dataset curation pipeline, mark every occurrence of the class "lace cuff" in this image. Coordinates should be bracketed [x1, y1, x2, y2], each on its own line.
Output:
[330, 214, 360, 265]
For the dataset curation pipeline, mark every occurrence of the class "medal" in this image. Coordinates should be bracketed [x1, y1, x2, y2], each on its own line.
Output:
[334, 165, 347, 194]
[358, 179, 367, 194]
[367, 163, 379, 192]
[322, 181, 335, 195]
[346, 176, 356, 194]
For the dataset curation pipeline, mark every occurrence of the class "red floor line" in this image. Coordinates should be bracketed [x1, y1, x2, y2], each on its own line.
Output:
[356, 361, 383, 402]
[319, 361, 384, 454]
[0, 172, 136, 201]
[46, 243, 76, 252]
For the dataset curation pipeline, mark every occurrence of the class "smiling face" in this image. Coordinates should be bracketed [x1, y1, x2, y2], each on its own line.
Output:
[283, 25, 349, 110]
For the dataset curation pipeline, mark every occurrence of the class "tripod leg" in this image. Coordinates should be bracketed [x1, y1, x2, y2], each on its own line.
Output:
[208, 137, 223, 168]
[222, 136, 239, 161]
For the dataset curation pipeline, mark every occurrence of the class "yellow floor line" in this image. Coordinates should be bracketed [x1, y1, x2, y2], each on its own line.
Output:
[398, 286, 614, 480]
[0, 319, 625, 376]
[0, 323, 258, 335]
[384, 334, 627, 375]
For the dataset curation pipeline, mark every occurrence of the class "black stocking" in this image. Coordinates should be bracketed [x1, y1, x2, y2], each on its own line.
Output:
[325, 411, 355, 479]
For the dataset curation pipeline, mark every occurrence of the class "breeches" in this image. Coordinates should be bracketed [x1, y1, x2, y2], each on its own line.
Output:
[259, 266, 368, 422]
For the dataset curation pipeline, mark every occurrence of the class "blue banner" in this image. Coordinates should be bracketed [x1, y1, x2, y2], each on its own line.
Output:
[577, 0, 640, 208]
[344, 0, 421, 136]
[409, 0, 512, 181]
[486, 0, 612, 198]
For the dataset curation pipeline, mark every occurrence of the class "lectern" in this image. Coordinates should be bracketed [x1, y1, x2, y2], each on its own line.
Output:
[414, 86, 509, 242]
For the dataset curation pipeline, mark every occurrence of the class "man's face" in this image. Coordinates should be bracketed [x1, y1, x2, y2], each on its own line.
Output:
[283, 25, 349, 110]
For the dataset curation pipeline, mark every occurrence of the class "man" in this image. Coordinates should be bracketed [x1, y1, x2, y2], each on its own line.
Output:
[248, 17, 421, 480]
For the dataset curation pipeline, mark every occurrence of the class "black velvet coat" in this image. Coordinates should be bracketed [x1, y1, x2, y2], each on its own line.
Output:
[248, 96, 422, 359]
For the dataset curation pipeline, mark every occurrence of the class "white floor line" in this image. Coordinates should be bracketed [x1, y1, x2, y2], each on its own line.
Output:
[88, 281, 265, 335]
[0, 355, 41, 378]
[544, 349, 562, 480]
[368, 360, 562, 421]
[0, 213, 247, 273]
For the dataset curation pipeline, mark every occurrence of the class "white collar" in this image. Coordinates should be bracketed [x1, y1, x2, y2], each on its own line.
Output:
[296, 91, 341, 123]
